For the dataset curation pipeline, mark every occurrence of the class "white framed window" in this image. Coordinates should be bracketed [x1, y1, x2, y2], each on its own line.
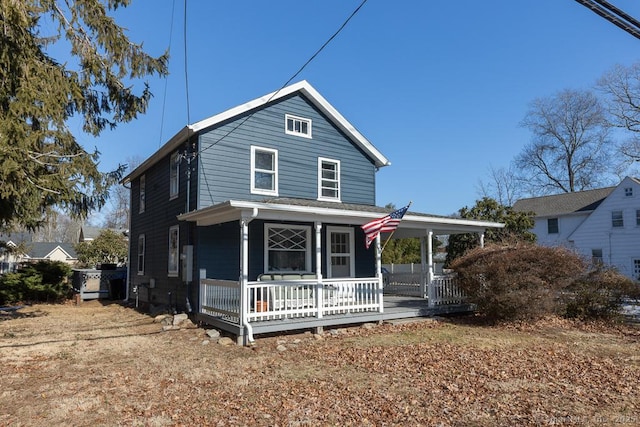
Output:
[251, 146, 278, 196]
[168, 225, 179, 276]
[636, 210, 640, 226]
[139, 175, 146, 214]
[285, 114, 312, 138]
[170, 152, 179, 200]
[326, 226, 355, 278]
[137, 234, 145, 275]
[625, 187, 633, 197]
[612, 210, 624, 228]
[591, 249, 603, 266]
[318, 158, 340, 201]
[264, 224, 311, 272]
[547, 218, 559, 234]
[634, 259, 640, 281]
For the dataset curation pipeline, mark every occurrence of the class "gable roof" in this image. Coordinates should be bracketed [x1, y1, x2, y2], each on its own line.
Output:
[25, 242, 77, 260]
[123, 80, 390, 184]
[512, 187, 615, 217]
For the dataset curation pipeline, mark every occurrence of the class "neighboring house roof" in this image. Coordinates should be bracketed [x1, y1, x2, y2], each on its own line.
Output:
[123, 80, 391, 184]
[25, 242, 77, 260]
[79, 226, 129, 242]
[0, 232, 33, 246]
[512, 187, 615, 217]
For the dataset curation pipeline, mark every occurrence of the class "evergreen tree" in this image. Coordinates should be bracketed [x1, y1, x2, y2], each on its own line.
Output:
[445, 197, 536, 265]
[0, 0, 168, 230]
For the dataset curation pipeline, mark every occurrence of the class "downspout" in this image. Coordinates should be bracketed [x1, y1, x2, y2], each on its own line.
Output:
[241, 208, 259, 344]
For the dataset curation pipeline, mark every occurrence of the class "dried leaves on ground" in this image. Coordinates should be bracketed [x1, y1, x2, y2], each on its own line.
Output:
[1, 301, 639, 426]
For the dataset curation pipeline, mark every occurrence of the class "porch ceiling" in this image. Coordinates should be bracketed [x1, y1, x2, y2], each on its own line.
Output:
[177, 199, 504, 236]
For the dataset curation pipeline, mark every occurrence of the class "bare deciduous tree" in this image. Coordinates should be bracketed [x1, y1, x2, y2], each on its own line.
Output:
[477, 164, 524, 207]
[515, 89, 615, 195]
[598, 62, 640, 163]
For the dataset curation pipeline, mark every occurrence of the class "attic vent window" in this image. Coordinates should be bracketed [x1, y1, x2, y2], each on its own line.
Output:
[625, 187, 633, 197]
[285, 114, 312, 138]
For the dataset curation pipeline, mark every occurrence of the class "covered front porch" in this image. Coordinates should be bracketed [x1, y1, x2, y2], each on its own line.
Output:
[178, 199, 503, 345]
[197, 273, 469, 342]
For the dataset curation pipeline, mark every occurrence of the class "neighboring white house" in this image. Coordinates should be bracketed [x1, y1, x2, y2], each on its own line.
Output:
[1, 233, 78, 273]
[513, 177, 640, 281]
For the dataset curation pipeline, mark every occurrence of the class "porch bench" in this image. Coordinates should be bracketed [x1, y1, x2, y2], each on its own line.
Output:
[257, 273, 316, 310]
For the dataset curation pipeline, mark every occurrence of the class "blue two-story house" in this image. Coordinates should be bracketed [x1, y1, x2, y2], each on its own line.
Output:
[123, 81, 502, 344]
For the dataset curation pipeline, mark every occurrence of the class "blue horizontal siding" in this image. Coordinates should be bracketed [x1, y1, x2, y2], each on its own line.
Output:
[197, 94, 377, 208]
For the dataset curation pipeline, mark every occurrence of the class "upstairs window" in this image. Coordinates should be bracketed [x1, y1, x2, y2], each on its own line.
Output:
[547, 218, 559, 234]
[318, 158, 340, 201]
[285, 114, 312, 138]
[637, 210, 640, 226]
[612, 210, 624, 228]
[139, 175, 146, 214]
[137, 234, 145, 275]
[170, 152, 179, 199]
[168, 225, 179, 276]
[625, 187, 633, 197]
[251, 146, 278, 195]
[635, 259, 640, 281]
[265, 224, 311, 272]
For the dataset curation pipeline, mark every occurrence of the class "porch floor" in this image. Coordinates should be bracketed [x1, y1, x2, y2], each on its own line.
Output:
[197, 295, 474, 342]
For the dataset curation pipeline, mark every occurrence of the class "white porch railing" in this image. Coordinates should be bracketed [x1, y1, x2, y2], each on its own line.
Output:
[430, 274, 466, 306]
[199, 277, 382, 324]
[200, 279, 241, 324]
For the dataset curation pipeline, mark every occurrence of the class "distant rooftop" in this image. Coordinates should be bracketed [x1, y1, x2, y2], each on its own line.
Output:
[512, 187, 615, 217]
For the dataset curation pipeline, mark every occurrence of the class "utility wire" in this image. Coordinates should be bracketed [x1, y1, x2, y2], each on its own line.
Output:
[184, 0, 191, 125]
[158, 0, 177, 147]
[197, 0, 368, 157]
[574, 0, 640, 40]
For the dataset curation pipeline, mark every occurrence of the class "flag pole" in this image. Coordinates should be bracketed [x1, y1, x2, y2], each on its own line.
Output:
[380, 201, 412, 253]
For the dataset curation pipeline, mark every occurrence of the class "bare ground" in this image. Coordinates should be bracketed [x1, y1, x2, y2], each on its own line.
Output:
[1, 301, 639, 426]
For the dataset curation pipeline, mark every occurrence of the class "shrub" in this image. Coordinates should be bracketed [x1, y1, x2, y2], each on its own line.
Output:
[450, 243, 586, 322]
[0, 261, 72, 305]
[563, 267, 638, 320]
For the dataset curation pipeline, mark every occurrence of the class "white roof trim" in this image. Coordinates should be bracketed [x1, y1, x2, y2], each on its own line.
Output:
[178, 200, 504, 235]
[124, 81, 389, 183]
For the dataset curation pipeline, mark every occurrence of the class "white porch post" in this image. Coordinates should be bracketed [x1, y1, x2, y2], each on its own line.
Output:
[420, 234, 427, 299]
[479, 231, 485, 248]
[427, 229, 435, 307]
[315, 221, 323, 319]
[376, 233, 384, 313]
[239, 215, 254, 344]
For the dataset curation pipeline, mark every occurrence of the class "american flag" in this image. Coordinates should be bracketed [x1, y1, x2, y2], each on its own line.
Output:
[361, 204, 410, 249]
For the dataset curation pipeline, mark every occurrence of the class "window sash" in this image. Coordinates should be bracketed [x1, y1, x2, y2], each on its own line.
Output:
[285, 114, 312, 138]
[139, 175, 146, 214]
[170, 153, 179, 199]
[612, 211, 624, 228]
[137, 235, 145, 275]
[251, 147, 278, 195]
[318, 158, 340, 201]
[265, 225, 310, 272]
[168, 226, 179, 276]
[547, 218, 559, 234]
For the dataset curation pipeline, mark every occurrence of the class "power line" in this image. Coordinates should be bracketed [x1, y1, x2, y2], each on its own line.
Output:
[158, 0, 177, 147]
[183, 0, 191, 125]
[574, 0, 640, 40]
[197, 0, 369, 158]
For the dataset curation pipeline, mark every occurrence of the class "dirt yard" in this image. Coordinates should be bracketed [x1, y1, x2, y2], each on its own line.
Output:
[1, 301, 639, 426]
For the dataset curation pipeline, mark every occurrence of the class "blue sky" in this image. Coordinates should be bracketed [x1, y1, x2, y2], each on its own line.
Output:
[78, 0, 640, 216]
